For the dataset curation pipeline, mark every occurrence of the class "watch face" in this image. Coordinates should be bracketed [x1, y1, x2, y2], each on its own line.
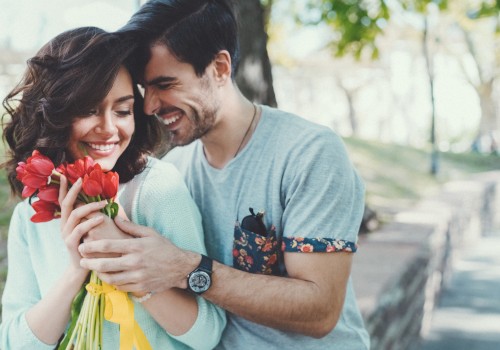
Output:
[188, 270, 211, 293]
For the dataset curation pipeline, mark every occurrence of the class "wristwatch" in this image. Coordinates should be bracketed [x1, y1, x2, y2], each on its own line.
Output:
[187, 254, 213, 294]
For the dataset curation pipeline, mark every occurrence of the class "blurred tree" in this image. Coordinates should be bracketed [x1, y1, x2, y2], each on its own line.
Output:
[234, 0, 499, 158]
[465, 1, 500, 155]
[233, 0, 277, 106]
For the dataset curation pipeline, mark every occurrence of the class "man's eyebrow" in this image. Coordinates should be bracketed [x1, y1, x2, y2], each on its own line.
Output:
[145, 76, 178, 86]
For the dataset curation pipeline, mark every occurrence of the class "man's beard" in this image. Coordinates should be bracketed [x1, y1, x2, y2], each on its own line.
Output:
[168, 106, 217, 146]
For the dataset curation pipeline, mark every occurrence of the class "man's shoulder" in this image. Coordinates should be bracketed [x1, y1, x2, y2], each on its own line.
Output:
[263, 106, 338, 143]
[262, 106, 345, 156]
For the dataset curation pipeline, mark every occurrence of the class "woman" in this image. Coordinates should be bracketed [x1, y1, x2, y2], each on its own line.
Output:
[0, 27, 225, 349]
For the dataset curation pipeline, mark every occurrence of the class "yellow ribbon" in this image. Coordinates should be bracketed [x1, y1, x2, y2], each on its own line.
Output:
[86, 282, 152, 350]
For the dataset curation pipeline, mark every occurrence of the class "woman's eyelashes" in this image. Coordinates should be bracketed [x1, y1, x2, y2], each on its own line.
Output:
[116, 109, 133, 117]
[80, 108, 133, 118]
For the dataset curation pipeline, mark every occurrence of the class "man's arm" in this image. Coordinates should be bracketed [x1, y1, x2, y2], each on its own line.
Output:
[79, 219, 352, 338]
[208, 251, 352, 338]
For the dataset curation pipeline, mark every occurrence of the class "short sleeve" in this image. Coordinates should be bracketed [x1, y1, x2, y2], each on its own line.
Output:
[280, 129, 365, 253]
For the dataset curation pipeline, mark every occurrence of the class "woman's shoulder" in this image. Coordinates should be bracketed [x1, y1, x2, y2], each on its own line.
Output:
[130, 157, 189, 201]
[142, 157, 184, 185]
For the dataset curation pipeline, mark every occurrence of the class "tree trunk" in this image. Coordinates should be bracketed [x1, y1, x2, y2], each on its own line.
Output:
[423, 15, 439, 175]
[474, 80, 498, 152]
[233, 0, 277, 106]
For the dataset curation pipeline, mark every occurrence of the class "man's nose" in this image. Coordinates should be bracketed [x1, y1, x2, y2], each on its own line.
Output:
[143, 89, 160, 116]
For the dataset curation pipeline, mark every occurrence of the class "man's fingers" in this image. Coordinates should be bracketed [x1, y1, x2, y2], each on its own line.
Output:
[79, 238, 134, 257]
[114, 217, 153, 238]
[94, 272, 144, 291]
[80, 256, 130, 273]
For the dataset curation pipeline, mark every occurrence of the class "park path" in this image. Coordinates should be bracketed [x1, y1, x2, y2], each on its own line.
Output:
[418, 229, 500, 350]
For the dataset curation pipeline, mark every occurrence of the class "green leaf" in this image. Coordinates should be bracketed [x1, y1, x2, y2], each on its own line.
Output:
[109, 202, 119, 219]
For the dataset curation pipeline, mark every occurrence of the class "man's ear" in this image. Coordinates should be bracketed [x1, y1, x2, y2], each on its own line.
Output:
[212, 50, 232, 84]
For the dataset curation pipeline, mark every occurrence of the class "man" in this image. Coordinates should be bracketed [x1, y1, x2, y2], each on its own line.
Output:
[79, 0, 370, 348]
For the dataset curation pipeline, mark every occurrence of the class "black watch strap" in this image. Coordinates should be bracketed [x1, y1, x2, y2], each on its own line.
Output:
[187, 254, 213, 294]
[198, 254, 213, 273]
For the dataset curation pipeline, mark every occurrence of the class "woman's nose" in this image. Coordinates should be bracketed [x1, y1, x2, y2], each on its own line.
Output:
[95, 113, 117, 135]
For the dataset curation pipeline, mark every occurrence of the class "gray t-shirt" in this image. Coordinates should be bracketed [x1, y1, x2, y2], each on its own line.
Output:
[164, 106, 370, 349]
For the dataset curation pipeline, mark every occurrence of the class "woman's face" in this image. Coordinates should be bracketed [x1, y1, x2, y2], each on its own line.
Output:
[68, 66, 135, 171]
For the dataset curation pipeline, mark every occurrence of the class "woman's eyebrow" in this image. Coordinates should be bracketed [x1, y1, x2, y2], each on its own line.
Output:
[115, 95, 135, 103]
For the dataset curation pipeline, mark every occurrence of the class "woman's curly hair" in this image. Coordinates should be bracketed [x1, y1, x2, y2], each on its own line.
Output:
[2, 26, 165, 197]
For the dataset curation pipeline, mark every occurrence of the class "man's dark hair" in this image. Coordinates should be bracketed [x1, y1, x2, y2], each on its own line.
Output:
[118, 0, 240, 78]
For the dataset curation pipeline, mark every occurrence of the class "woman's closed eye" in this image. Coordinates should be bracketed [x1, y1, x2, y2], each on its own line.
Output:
[115, 109, 133, 117]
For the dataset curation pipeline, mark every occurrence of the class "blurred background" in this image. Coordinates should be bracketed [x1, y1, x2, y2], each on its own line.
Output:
[0, 0, 499, 349]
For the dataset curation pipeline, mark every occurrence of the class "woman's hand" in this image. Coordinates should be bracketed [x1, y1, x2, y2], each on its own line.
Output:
[58, 175, 105, 276]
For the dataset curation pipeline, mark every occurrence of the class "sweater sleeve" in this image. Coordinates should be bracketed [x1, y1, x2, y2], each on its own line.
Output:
[0, 202, 57, 350]
[133, 159, 226, 350]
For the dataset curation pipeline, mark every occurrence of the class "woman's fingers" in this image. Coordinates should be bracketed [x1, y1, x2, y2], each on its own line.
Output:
[60, 178, 82, 224]
[62, 201, 107, 238]
[58, 175, 68, 207]
[66, 215, 104, 248]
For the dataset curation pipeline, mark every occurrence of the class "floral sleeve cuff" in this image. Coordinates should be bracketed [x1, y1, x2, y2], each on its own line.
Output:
[281, 237, 357, 253]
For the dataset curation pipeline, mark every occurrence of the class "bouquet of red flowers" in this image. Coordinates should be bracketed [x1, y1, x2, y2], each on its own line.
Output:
[16, 151, 150, 349]
[16, 150, 119, 223]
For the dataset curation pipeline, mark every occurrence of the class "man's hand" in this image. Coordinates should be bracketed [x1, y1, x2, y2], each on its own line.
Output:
[78, 218, 200, 294]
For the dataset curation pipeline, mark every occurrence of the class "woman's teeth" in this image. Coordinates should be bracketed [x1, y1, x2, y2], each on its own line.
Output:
[88, 143, 114, 151]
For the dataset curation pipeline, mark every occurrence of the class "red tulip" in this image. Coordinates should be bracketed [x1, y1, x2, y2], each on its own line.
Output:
[65, 156, 95, 184]
[16, 162, 27, 181]
[31, 200, 60, 223]
[25, 150, 55, 177]
[16, 150, 57, 193]
[82, 173, 103, 197]
[101, 172, 119, 199]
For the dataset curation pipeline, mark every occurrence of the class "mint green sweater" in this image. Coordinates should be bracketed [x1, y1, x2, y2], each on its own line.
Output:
[0, 158, 226, 349]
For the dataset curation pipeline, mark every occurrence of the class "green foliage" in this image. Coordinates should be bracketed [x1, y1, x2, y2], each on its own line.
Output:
[290, 0, 498, 59]
[467, 0, 500, 19]
[399, 0, 448, 12]
[301, 0, 390, 59]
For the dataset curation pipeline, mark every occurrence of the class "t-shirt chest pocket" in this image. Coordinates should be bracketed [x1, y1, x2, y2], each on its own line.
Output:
[232, 208, 281, 275]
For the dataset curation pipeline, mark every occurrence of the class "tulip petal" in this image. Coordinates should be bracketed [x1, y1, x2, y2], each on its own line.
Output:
[22, 173, 49, 189]
[38, 185, 59, 203]
[82, 176, 102, 197]
[31, 211, 56, 223]
[22, 185, 37, 198]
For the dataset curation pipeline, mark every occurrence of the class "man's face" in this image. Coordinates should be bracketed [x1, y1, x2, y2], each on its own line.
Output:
[142, 44, 220, 146]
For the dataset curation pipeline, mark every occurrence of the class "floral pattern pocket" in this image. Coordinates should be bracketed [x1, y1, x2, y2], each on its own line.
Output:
[233, 209, 280, 275]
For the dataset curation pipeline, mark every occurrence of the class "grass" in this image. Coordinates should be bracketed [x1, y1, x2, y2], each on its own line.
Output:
[344, 137, 500, 222]
[0, 137, 498, 320]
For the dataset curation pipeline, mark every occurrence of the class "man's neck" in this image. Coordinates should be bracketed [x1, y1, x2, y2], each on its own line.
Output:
[201, 94, 259, 169]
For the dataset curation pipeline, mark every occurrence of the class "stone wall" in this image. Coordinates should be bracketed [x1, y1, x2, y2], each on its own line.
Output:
[352, 171, 500, 350]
